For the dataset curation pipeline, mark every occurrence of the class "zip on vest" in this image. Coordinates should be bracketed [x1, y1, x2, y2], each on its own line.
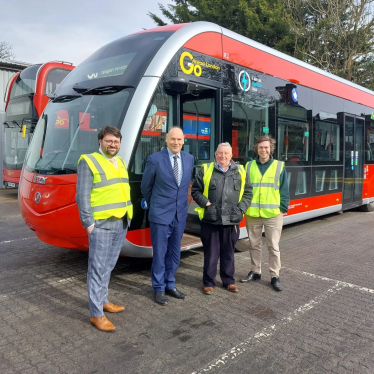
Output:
[79, 152, 133, 220]
[245, 159, 283, 218]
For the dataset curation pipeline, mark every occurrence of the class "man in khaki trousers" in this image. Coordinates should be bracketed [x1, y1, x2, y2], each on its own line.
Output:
[241, 135, 289, 291]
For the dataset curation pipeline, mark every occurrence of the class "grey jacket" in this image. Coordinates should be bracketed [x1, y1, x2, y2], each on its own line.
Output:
[76, 158, 128, 230]
[191, 162, 252, 225]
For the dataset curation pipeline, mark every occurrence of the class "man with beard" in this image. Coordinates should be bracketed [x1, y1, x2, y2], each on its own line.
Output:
[76, 126, 132, 331]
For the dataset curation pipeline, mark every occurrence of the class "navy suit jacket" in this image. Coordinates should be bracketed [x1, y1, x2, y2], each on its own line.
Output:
[141, 148, 195, 225]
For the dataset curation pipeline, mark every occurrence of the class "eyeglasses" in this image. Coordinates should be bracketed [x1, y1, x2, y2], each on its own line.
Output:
[102, 139, 120, 146]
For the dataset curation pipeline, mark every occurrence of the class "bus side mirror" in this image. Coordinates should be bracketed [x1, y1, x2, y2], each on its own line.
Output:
[163, 78, 188, 95]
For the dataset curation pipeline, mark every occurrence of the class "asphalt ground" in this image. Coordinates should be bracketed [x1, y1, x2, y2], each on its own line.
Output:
[1, 188, 374, 374]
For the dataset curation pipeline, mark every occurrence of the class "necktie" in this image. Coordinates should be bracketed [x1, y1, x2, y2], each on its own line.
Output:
[173, 155, 179, 185]
[109, 157, 117, 168]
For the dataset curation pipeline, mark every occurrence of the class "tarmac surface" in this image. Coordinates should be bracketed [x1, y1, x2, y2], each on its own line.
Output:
[1, 188, 374, 374]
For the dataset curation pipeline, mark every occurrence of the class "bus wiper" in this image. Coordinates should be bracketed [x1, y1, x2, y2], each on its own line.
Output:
[51, 93, 82, 103]
[49, 167, 77, 175]
[72, 84, 89, 93]
[82, 85, 133, 95]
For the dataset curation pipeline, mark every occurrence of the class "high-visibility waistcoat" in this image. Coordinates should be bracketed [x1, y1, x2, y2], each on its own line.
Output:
[194, 162, 246, 220]
[78, 152, 133, 220]
[245, 159, 284, 218]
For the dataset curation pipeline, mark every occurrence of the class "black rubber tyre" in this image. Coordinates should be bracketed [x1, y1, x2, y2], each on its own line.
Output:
[235, 238, 250, 252]
[359, 202, 374, 212]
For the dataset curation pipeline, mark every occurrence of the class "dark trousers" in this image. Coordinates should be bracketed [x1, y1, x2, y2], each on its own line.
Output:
[150, 215, 186, 292]
[200, 222, 240, 288]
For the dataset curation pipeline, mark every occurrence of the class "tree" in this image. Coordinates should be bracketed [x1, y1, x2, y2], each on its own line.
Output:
[148, 0, 295, 53]
[284, 0, 374, 90]
[0, 41, 15, 60]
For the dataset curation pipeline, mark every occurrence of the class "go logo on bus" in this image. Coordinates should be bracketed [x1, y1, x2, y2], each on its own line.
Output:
[180, 52, 203, 77]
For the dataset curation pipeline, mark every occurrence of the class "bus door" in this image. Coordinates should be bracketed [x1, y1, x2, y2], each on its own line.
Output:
[179, 82, 219, 234]
[342, 115, 364, 207]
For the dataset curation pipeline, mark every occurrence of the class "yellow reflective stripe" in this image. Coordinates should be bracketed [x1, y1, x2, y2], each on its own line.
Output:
[245, 161, 254, 185]
[202, 163, 214, 198]
[119, 158, 127, 169]
[91, 200, 132, 212]
[252, 183, 274, 188]
[93, 178, 129, 188]
[250, 203, 280, 209]
[195, 162, 215, 220]
[273, 160, 283, 190]
[86, 154, 129, 187]
[238, 164, 246, 202]
[85, 154, 106, 179]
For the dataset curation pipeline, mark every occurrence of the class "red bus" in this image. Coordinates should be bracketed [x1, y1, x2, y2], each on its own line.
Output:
[2, 61, 74, 188]
[18, 22, 374, 257]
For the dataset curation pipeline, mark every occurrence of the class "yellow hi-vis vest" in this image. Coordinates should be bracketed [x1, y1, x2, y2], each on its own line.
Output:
[194, 162, 246, 220]
[245, 159, 284, 218]
[78, 152, 133, 220]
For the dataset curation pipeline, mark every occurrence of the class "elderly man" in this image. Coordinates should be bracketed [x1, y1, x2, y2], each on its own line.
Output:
[241, 135, 290, 291]
[192, 142, 252, 295]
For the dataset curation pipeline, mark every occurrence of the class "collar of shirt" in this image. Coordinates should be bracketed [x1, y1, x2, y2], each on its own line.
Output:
[167, 148, 181, 159]
[215, 161, 232, 172]
[167, 148, 183, 186]
[99, 148, 117, 168]
[256, 155, 273, 165]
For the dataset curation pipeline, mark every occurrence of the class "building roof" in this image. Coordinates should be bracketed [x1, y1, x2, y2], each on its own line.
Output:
[0, 59, 30, 72]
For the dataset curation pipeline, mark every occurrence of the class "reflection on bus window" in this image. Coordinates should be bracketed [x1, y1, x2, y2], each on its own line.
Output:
[183, 99, 212, 164]
[329, 169, 338, 190]
[25, 91, 130, 174]
[231, 95, 268, 162]
[365, 126, 374, 162]
[132, 84, 171, 175]
[3, 127, 30, 168]
[278, 119, 309, 162]
[295, 171, 307, 195]
[45, 69, 72, 96]
[315, 170, 326, 192]
[10, 65, 40, 98]
[287, 171, 291, 190]
[314, 120, 340, 162]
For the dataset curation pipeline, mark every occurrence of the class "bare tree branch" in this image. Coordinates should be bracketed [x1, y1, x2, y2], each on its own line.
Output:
[0, 41, 15, 60]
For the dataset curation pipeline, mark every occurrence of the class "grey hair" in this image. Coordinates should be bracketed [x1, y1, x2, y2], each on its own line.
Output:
[216, 142, 232, 153]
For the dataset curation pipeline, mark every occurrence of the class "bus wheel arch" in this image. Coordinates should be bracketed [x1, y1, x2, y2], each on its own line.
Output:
[359, 202, 374, 212]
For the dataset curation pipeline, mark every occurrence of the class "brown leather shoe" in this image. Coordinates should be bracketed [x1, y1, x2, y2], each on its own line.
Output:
[203, 287, 214, 295]
[90, 316, 116, 332]
[103, 302, 125, 313]
[227, 284, 239, 293]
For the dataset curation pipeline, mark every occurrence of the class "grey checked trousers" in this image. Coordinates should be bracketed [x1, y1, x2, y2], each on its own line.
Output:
[87, 220, 128, 317]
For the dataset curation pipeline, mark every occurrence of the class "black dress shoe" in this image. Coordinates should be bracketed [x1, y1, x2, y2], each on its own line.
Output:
[240, 271, 261, 283]
[271, 277, 283, 291]
[165, 288, 186, 299]
[155, 291, 168, 305]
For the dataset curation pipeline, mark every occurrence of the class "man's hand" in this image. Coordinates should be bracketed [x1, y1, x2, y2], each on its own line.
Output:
[87, 226, 94, 235]
[206, 202, 212, 207]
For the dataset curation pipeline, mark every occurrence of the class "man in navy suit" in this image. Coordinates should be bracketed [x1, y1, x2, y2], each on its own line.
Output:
[141, 127, 195, 305]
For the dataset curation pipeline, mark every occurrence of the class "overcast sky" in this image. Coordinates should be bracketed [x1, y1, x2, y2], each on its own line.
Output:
[1, 0, 173, 66]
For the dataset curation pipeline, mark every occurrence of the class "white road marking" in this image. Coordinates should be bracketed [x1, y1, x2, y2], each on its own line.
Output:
[284, 267, 374, 294]
[0, 237, 36, 246]
[191, 283, 344, 374]
[192, 266, 374, 374]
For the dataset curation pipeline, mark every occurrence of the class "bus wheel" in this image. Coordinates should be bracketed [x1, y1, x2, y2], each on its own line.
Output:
[235, 238, 250, 252]
[359, 202, 374, 212]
